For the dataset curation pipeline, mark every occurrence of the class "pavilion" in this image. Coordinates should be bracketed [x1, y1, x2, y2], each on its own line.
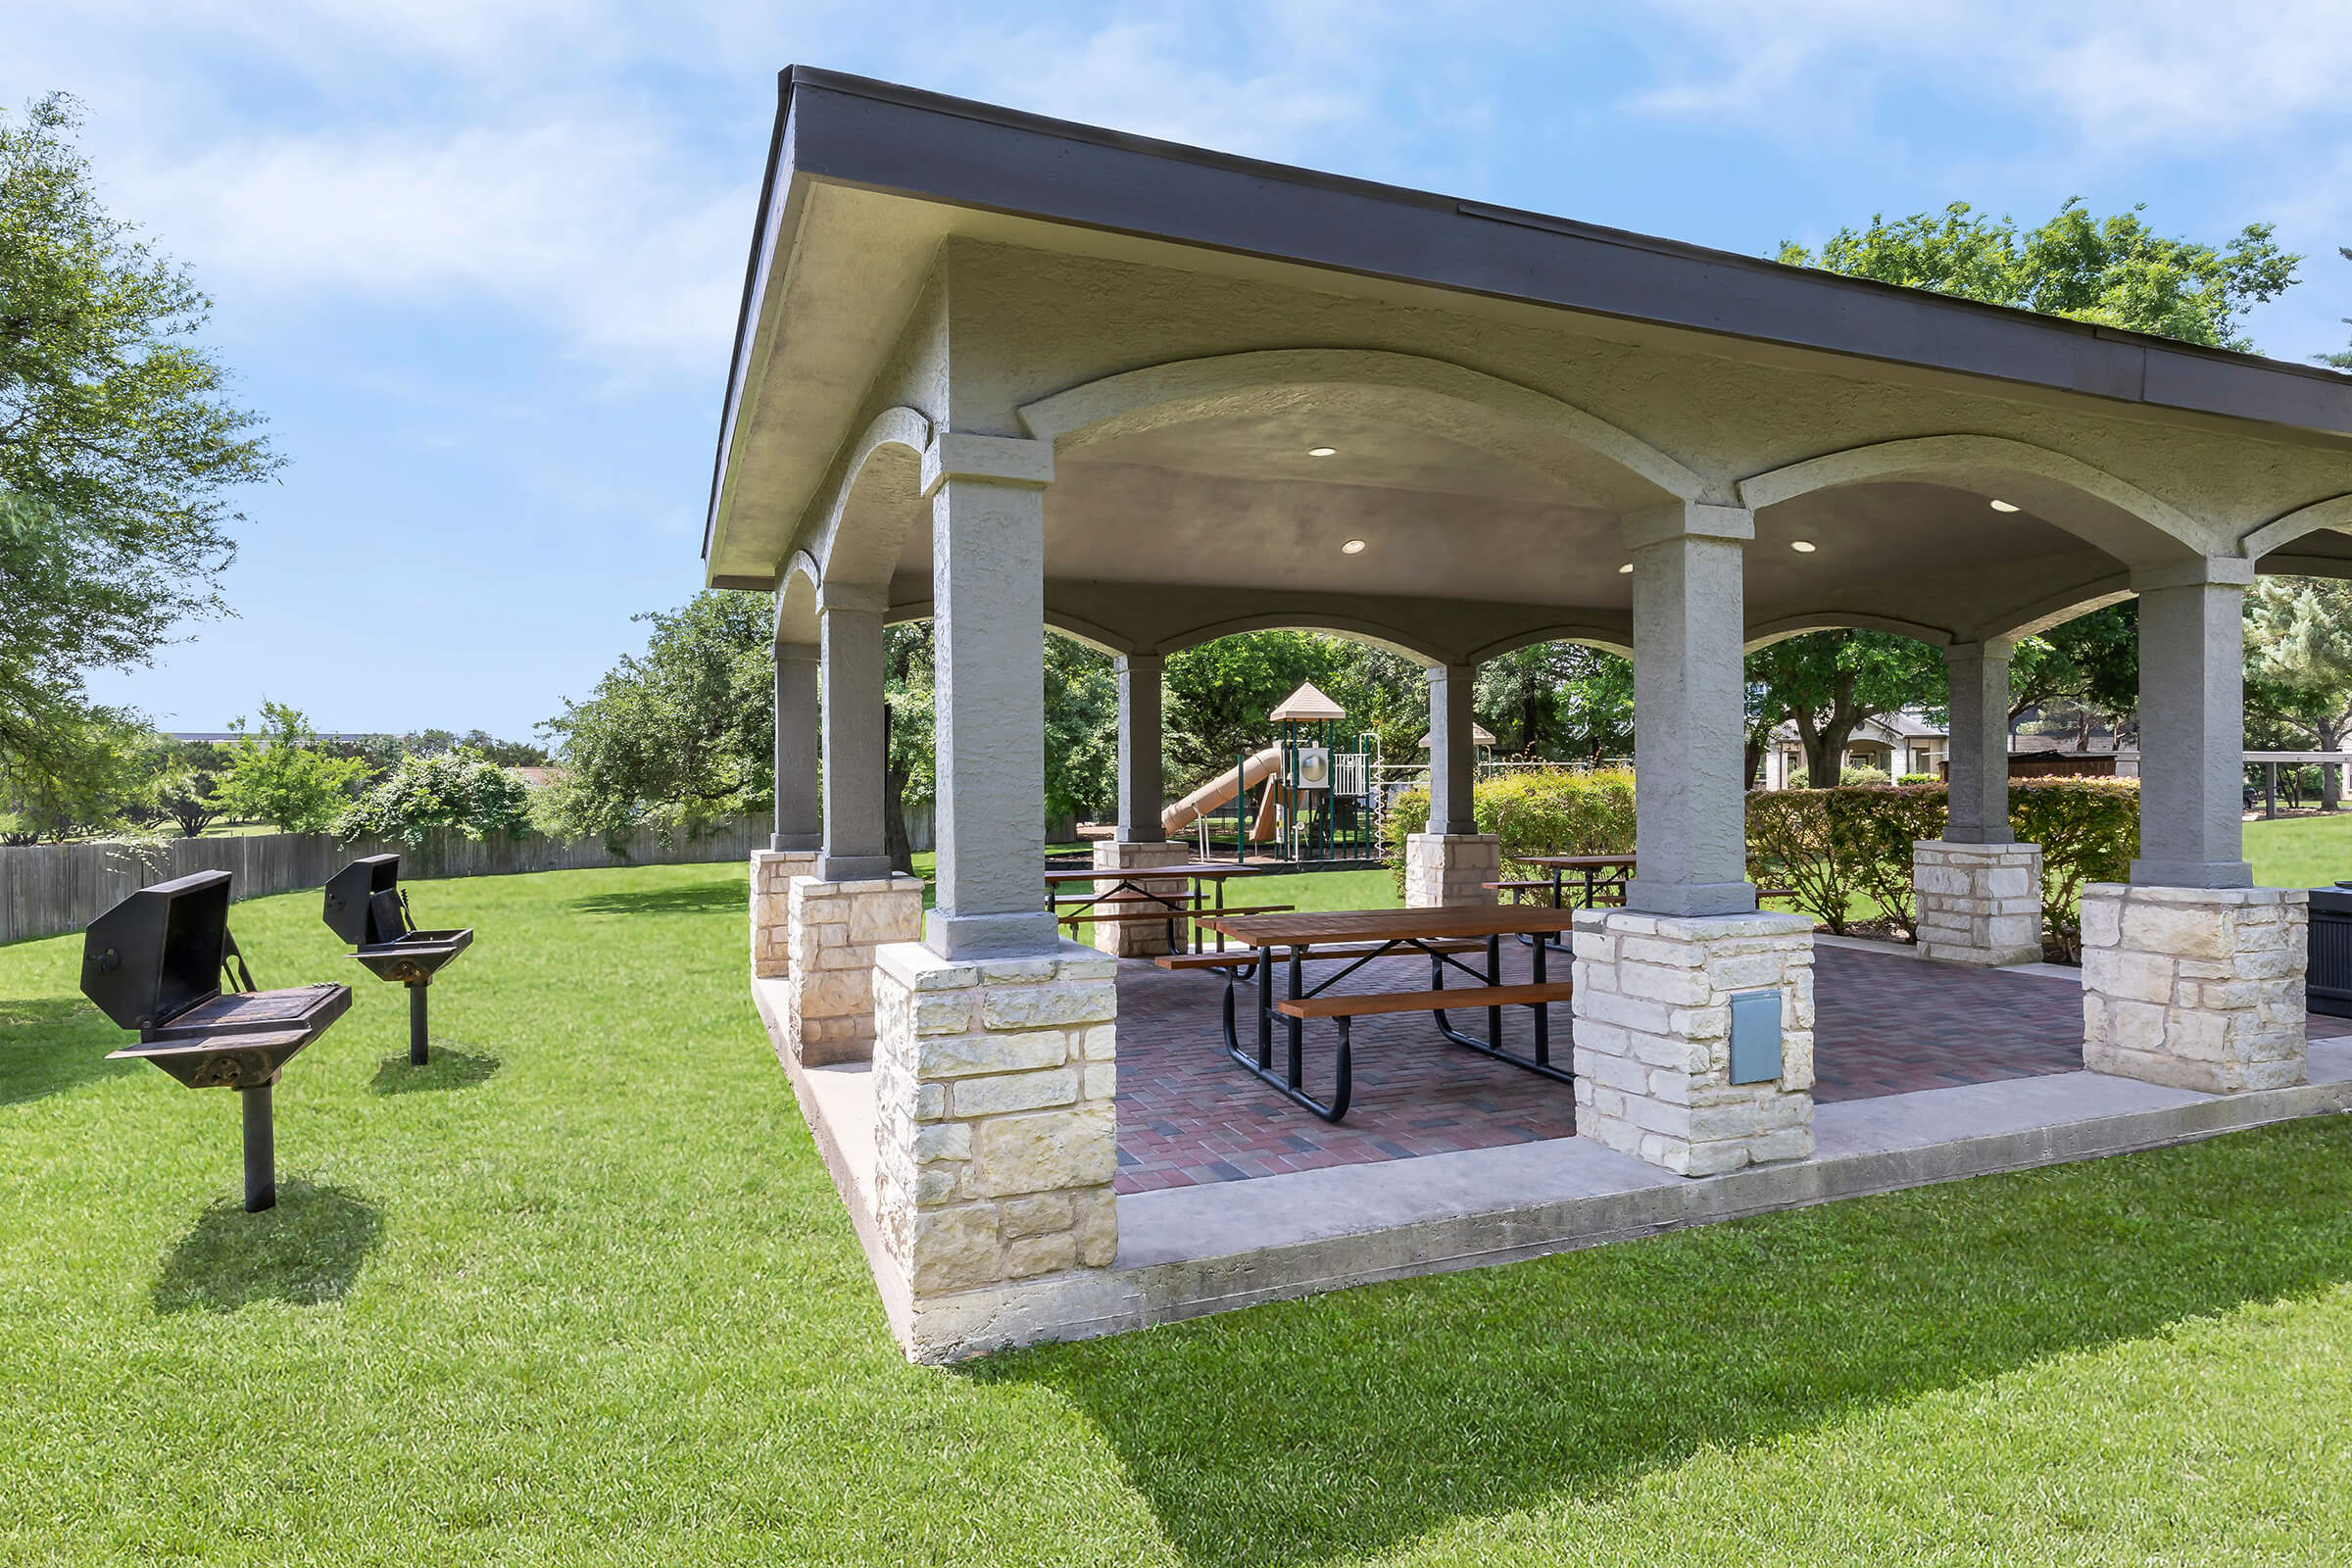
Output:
[713, 69, 2352, 1359]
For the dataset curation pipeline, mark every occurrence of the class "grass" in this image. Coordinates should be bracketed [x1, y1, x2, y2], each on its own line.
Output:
[2247, 810, 2352, 888]
[4, 860, 2352, 1562]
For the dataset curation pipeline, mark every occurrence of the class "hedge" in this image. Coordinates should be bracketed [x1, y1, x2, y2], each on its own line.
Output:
[1383, 767, 1636, 894]
[1387, 773, 2137, 957]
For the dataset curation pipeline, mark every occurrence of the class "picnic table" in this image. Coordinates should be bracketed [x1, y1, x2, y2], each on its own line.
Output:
[1485, 854, 1636, 949]
[1044, 862, 1280, 954]
[1188, 906, 1579, 1122]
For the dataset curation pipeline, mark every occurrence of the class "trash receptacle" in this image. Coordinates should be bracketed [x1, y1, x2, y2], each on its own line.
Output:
[2311, 883, 2352, 1019]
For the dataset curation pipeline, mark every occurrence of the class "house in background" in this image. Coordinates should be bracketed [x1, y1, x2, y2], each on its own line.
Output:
[1762, 711, 1948, 789]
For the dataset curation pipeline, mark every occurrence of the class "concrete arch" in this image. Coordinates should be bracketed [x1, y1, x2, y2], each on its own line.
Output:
[773, 551, 821, 646]
[1737, 434, 2207, 566]
[1973, 577, 2134, 644]
[883, 599, 1134, 659]
[2241, 493, 2352, 563]
[1152, 612, 1451, 667]
[1015, 349, 1716, 506]
[808, 405, 934, 590]
[1740, 612, 1954, 653]
[1465, 625, 1637, 663]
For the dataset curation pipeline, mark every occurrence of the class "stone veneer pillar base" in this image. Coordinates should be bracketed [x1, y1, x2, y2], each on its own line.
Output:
[1403, 833, 1500, 908]
[1089, 839, 1193, 958]
[784, 873, 925, 1067]
[2082, 884, 2309, 1093]
[1913, 840, 2044, 966]
[751, 850, 817, 980]
[871, 940, 1118, 1308]
[1570, 907, 1815, 1175]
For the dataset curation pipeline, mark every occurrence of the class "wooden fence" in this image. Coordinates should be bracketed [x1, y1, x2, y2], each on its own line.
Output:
[0, 817, 763, 947]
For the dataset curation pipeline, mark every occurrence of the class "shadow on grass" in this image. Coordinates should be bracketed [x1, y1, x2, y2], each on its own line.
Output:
[369, 1047, 500, 1095]
[569, 882, 742, 916]
[0, 997, 137, 1105]
[979, 1118, 2352, 1568]
[153, 1180, 384, 1314]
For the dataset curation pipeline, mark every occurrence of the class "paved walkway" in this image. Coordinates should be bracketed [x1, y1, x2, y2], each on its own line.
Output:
[1111, 941, 2352, 1193]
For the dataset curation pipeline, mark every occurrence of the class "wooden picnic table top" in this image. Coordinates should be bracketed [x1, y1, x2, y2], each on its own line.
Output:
[1199, 906, 1583, 947]
[1516, 854, 1638, 869]
[1043, 863, 1261, 883]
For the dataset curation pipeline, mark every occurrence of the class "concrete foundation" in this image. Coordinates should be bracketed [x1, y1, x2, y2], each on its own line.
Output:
[869, 940, 1118, 1354]
[784, 872, 925, 1065]
[1571, 906, 1815, 1174]
[1087, 839, 1193, 958]
[1403, 832, 1499, 908]
[1913, 839, 2044, 966]
[751, 849, 817, 980]
[2082, 883, 2310, 1093]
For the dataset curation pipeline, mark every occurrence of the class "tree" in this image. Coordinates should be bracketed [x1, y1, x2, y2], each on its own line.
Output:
[1163, 630, 1342, 790]
[157, 739, 228, 837]
[2245, 577, 2352, 810]
[0, 708, 162, 842]
[2321, 247, 2352, 371]
[1778, 199, 2298, 349]
[0, 96, 278, 781]
[337, 748, 533, 845]
[1745, 631, 1946, 787]
[2007, 604, 2138, 731]
[209, 703, 368, 833]
[1042, 633, 1117, 830]
[540, 591, 773, 850]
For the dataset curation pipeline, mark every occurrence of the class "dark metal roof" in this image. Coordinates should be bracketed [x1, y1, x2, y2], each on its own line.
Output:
[707, 66, 2352, 560]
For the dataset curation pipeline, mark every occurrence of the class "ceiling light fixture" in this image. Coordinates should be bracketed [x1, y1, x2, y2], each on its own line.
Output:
[1341, 538, 1367, 555]
[1790, 540, 1818, 553]
[1988, 499, 2020, 513]
[1306, 446, 1338, 458]
[1618, 563, 1634, 574]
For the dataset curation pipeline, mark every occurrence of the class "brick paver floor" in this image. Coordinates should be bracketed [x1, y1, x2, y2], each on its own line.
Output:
[1111, 940, 2352, 1193]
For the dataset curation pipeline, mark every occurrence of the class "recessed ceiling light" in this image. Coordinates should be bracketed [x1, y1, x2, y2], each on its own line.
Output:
[1790, 539, 1818, 553]
[1306, 446, 1337, 458]
[1340, 538, 1367, 555]
[1988, 499, 2020, 513]
[1618, 563, 1634, 574]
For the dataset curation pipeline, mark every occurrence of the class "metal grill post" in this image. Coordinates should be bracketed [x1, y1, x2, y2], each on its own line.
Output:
[409, 983, 429, 1065]
[242, 1081, 275, 1212]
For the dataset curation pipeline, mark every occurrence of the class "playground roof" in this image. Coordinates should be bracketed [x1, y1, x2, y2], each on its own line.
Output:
[1269, 683, 1347, 722]
[713, 68, 2352, 668]
[1419, 723, 1497, 750]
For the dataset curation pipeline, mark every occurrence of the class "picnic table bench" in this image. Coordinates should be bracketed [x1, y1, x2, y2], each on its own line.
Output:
[1044, 862, 1279, 953]
[1191, 906, 1579, 1122]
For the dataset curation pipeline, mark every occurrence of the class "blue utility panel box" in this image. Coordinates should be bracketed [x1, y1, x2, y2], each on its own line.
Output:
[1728, 989, 1783, 1084]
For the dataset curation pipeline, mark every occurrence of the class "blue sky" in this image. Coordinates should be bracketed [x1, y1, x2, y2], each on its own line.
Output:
[15, 1, 2352, 740]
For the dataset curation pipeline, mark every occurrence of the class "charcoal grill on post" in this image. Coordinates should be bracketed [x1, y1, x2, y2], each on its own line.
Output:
[80, 870, 350, 1212]
[2310, 882, 2352, 1020]
[322, 856, 473, 1065]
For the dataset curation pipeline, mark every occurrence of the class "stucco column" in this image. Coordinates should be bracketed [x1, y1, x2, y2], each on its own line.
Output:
[1914, 639, 2042, 966]
[923, 432, 1061, 959]
[1115, 654, 1165, 844]
[1426, 662, 1476, 834]
[1405, 661, 1497, 907]
[816, 589, 892, 882]
[1625, 503, 1756, 917]
[772, 641, 820, 853]
[2132, 560, 2254, 889]
[2082, 557, 2302, 1093]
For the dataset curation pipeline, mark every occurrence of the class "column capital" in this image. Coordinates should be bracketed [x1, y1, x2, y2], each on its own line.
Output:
[816, 581, 890, 616]
[1624, 502, 1753, 552]
[773, 640, 818, 663]
[2130, 556, 2256, 592]
[920, 431, 1054, 499]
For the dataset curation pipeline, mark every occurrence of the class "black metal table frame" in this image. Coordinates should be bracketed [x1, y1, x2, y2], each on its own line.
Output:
[1207, 928, 1570, 1122]
[1505, 858, 1633, 949]
[1049, 870, 1245, 954]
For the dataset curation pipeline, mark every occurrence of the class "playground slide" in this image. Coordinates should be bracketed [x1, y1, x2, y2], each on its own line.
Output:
[1161, 746, 1285, 836]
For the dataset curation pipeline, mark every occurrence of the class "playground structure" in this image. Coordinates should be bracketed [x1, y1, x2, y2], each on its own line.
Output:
[1162, 683, 1385, 865]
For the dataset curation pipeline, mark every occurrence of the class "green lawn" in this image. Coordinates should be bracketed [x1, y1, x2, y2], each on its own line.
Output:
[2247, 811, 2352, 888]
[7, 861, 2352, 1563]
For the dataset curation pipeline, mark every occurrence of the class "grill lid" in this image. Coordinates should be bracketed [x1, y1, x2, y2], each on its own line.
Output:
[323, 855, 405, 945]
[80, 870, 236, 1032]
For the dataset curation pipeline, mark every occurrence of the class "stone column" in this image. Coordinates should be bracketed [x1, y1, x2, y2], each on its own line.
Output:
[772, 641, 820, 853]
[1405, 661, 1498, 907]
[870, 432, 1118, 1334]
[1115, 654, 1165, 846]
[2084, 558, 2305, 1090]
[1914, 640, 2043, 965]
[781, 590, 923, 1062]
[1575, 503, 1811, 1174]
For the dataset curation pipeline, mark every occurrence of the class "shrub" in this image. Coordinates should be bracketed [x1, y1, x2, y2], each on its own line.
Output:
[1384, 766, 1636, 893]
[1839, 763, 1891, 786]
[337, 748, 533, 848]
[1897, 772, 1940, 786]
[2010, 776, 2138, 957]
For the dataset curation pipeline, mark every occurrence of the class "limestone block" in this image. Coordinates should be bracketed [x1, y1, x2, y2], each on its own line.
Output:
[2081, 883, 2309, 1094]
[952, 1068, 1079, 1117]
[973, 1103, 1118, 1198]
[915, 1028, 1071, 1080]
[906, 1207, 1003, 1294]
[982, 982, 1116, 1030]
